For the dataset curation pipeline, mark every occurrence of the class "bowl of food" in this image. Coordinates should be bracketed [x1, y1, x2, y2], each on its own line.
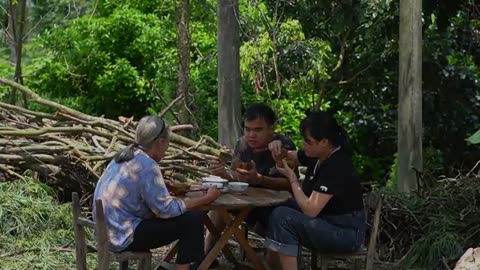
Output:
[274, 148, 296, 169]
[168, 182, 191, 196]
[228, 182, 249, 193]
[232, 161, 254, 171]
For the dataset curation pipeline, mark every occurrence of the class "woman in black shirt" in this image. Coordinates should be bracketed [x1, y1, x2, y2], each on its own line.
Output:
[265, 111, 365, 270]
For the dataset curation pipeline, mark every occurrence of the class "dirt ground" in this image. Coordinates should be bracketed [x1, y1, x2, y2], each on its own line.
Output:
[148, 238, 397, 270]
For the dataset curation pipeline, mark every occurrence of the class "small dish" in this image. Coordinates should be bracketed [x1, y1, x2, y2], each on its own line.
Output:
[202, 175, 228, 183]
[228, 182, 249, 193]
[202, 182, 224, 188]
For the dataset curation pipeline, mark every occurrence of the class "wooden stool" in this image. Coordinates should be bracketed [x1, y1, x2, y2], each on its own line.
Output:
[72, 192, 152, 270]
[307, 193, 382, 270]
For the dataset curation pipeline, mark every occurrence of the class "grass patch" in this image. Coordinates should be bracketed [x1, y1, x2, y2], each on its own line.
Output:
[0, 179, 97, 269]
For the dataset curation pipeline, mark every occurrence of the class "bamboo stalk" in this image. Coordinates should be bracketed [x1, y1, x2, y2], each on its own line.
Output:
[0, 145, 73, 154]
[0, 101, 57, 120]
[0, 126, 134, 144]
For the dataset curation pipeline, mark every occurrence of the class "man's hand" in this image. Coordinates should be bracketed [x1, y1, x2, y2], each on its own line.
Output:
[208, 159, 229, 178]
[235, 160, 262, 185]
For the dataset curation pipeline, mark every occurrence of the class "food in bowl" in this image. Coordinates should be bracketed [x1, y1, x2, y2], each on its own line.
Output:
[274, 148, 296, 169]
[232, 161, 254, 171]
[228, 182, 249, 192]
[168, 182, 191, 196]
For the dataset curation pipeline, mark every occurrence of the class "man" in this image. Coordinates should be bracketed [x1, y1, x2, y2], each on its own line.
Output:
[206, 103, 297, 254]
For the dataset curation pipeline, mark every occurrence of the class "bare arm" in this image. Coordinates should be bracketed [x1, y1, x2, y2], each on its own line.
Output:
[290, 181, 332, 217]
[257, 174, 290, 191]
[183, 187, 220, 210]
[278, 160, 332, 217]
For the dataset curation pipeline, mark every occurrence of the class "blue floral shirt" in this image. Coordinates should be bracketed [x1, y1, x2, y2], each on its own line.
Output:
[93, 150, 186, 252]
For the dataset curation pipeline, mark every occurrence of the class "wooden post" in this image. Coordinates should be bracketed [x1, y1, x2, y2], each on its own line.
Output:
[72, 193, 88, 270]
[95, 200, 110, 270]
[217, 0, 242, 149]
[176, 0, 191, 130]
[398, 0, 423, 192]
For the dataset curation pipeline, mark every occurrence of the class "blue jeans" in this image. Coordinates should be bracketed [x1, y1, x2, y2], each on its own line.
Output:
[264, 199, 366, 257]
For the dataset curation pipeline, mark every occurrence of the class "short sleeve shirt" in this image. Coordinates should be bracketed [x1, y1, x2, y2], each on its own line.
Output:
[231, 134, 296, 186]
[298, 149, 363, 215]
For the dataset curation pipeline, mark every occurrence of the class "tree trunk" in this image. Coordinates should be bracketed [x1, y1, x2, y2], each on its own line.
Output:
[398, 0, 422, 193]
[217, 0, 242, 149]
[6, 0, 28, 107]
[6, 1, 17, 65]
[176, 0, 190, 131]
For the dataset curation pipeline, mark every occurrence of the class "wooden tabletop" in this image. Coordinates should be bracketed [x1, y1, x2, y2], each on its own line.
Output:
[184, 187, 291, 210]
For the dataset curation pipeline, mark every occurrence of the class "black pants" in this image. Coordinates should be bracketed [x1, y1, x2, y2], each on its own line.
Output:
[124, 210, 204, 264]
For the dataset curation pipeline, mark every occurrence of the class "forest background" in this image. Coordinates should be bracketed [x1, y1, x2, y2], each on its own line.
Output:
[0, 0, 479, 269]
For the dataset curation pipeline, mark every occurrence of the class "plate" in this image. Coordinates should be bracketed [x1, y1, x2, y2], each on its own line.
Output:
[201, 175, 228, 183]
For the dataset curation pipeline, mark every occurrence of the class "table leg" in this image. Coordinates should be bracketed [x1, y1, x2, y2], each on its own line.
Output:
[218, 208, 266, 270]
[202, 212, 238, 265]
[198, 207, 251, 270]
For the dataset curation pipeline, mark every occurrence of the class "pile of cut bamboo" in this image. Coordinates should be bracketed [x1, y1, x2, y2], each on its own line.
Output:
[0, 78, 231, 193]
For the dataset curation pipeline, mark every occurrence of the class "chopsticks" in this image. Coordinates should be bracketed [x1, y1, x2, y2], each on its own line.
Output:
[188, 187, 210, 192]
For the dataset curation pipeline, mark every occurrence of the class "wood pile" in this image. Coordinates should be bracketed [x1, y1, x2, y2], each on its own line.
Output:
[0, 78, 231, 193]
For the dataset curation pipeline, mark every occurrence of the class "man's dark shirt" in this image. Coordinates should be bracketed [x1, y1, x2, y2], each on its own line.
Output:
[231, 134, 297, 186]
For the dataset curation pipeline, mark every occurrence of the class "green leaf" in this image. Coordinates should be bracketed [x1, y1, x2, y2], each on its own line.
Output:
[466, 129, 480, 144]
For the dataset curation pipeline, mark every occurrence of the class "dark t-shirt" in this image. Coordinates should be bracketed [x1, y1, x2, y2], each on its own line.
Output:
[231, 134, 296, 185]
[298, 149, 363, 215]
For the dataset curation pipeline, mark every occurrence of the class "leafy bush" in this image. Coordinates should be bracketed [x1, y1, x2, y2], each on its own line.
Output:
[28, 8, 177, 118]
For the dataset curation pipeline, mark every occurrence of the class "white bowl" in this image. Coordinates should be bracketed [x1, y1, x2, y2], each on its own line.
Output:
[228, 182, 249, 192]
[202, 182, 224, 188]
[202, 175, 228, 183]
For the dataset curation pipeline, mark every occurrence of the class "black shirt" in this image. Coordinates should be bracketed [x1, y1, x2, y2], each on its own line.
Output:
[231, 134, 296, 185]
[298, 149, 363, 215]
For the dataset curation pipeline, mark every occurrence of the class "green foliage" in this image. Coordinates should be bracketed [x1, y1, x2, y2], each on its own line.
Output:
[386, 153, 398, 189]
[28, 7, 177, 117]
[0, 48, 14, 101]
[467, 129, 480, 144]
[238, 5, 333, 144]
[29, 0, 96, 34]
[16, 0, 480, 183]
[0, 179, 96, 269]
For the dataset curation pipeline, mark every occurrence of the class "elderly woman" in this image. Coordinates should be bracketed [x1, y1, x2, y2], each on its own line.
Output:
[266, 111, 366, 270]
[93, 116, 220, 270]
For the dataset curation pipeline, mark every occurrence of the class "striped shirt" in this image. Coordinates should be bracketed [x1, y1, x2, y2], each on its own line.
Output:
[93, 149, 186, 251]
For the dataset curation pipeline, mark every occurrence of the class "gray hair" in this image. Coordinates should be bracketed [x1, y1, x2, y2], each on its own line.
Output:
[114, 116, 169, 163]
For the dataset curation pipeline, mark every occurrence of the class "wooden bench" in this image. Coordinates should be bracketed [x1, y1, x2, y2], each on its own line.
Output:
[307, 193, 382, 270]
[72, 192, 152, 270]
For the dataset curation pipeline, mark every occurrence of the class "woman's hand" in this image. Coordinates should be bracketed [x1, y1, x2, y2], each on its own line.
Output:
[164, 180, 175, 189]
[276, 159, 298, 183]
[268, 140, 283, 159]
[208, 159, 229, 178]
[204, 187, 221, 203]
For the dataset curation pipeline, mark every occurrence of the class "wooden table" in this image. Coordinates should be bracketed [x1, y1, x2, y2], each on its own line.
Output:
[158, 187, 291, 270]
